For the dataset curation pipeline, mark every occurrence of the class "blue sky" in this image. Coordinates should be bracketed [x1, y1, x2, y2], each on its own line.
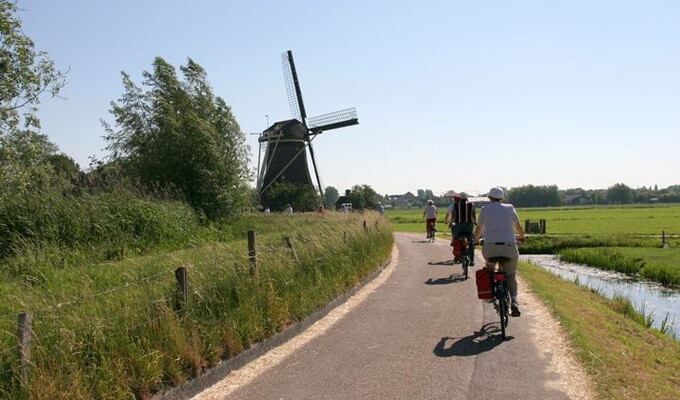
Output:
[19, 0, 680, 196]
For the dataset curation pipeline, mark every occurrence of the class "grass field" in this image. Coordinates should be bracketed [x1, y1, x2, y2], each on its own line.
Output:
[387, 203, 680, 236]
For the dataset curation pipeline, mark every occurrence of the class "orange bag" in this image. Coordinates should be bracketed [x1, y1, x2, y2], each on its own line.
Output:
[475, 268, 493, 300]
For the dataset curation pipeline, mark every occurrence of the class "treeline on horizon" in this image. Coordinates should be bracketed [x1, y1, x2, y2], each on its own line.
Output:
[385, 184, 680, 209]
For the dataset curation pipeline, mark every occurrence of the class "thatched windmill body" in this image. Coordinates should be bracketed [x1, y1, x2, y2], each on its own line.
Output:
[256, 51, 359, 206]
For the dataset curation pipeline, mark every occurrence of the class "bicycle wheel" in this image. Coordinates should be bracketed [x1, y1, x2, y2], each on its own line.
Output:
[498, 288, 508, 339]
[462, 254, 469, 279]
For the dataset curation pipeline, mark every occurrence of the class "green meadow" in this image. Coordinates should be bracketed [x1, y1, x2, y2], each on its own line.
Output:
[387, 203, 680, 236]
[386, 203, 680, 286]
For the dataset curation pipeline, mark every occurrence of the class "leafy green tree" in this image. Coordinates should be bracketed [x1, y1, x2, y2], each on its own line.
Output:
[346, 184, 381, 210]
[104, 57, 251, 220]
[0, 129, 58, 195]
[507, 185, 562, 207]
[261, 180, 320, 212]
[323, 186, 339, 208]
[0, 0, 66, 134]
[607, 183, 633, 204]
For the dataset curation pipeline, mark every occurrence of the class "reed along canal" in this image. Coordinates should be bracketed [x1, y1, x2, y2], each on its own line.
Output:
[522, 255, 680, 339]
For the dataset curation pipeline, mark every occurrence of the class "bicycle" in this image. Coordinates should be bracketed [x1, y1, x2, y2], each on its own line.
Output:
[486, 256, 511, 339]
[460, 236, 473, 280]
[426, 221, 436, 242]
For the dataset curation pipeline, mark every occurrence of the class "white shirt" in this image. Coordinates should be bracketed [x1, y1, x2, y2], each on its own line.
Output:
[477, 202, 520, 243]
[423, 204, 438, 219]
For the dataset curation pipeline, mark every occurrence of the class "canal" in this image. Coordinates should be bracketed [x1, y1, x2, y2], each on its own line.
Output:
[522, 255, 680, 339]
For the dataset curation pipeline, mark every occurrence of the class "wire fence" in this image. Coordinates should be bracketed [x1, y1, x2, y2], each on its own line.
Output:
[0, 220, 382, 394]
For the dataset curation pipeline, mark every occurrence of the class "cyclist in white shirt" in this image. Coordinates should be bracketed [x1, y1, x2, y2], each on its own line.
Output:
[474, 187, 526, 317]
[422, 200, 438, 240]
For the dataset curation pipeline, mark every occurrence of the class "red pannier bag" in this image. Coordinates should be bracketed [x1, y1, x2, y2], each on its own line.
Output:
[475, 268, 493, 300]
[452, 239, 462, 258]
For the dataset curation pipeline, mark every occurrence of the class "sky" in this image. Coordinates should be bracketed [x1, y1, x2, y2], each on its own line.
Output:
[17, 0, 680, 197]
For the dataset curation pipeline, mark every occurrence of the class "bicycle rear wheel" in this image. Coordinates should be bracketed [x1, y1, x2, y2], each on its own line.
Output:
[462, 255, 469, 279]
[498, 282, 510, 339]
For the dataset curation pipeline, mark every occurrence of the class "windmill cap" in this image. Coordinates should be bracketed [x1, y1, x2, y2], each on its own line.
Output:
[488, 187, 504, 199]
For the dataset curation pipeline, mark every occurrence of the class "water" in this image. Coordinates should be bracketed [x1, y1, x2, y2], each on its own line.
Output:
[522, 255, 680, 338]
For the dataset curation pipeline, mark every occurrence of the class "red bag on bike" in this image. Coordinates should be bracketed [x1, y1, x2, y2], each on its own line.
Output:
[475, 268, 493, 300]
[452, 239, 462, 258]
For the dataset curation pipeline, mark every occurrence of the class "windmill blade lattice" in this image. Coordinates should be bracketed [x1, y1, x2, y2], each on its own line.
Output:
[282, 51, 307, 123]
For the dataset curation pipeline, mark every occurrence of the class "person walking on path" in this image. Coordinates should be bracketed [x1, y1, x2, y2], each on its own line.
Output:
[474, 187, 526, 316]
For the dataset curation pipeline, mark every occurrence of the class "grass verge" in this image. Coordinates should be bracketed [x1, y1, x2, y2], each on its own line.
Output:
[520, 261, 680, 399]
[0, 212, 393, 399]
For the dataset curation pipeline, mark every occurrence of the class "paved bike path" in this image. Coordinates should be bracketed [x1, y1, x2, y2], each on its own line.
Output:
[196, 232, 578, 399]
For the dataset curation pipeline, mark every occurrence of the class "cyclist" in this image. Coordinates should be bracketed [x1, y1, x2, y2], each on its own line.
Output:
[423, 199, 438, 240]
[445, 192, 476, 265]
[473, 187, 526, 317]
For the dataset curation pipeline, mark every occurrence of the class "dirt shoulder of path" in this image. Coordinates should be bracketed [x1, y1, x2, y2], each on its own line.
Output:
[517, 274, 596, 399]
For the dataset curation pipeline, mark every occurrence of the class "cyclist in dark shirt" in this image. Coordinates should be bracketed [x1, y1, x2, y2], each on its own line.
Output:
[445, 192, 476, 265]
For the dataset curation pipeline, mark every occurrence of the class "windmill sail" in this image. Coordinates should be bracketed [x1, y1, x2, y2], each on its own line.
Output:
[307, 107, 359, 133]
[282, 50, 306, 122]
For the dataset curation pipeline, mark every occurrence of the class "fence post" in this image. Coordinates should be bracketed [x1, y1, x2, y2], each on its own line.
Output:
[524, 220, 530, 232]
[283, 236, 299, 263]
[248, 230, 258, 276]
[662, 231, 667, 248]
[174, 267, 188, 311]
[363, 220, 367, 232]
[17, 312, 33, 385]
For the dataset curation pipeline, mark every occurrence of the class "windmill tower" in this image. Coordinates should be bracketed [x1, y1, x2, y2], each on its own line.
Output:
[256, 50, 359, 206]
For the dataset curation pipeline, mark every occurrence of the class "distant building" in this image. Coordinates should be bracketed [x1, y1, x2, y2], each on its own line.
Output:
[564, 195, 589, 205]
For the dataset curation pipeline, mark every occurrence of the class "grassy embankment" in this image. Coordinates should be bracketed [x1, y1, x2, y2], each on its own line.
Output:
[0, 191, 393, 399]
[521, 262, 680, 399]
[390, 204, 680, 398]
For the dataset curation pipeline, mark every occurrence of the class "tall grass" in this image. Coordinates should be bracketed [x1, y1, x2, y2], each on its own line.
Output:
[0, 190, 217, 277]
[0, 211, 393, 399]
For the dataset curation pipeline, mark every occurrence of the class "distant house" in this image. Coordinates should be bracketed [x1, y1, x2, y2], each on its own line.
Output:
[564, 195, 589, 205]
[386, 192, 416, 207]
[335, 189, 352, 211]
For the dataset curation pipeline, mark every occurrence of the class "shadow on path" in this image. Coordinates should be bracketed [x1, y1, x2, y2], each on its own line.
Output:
[428, 259, 455, 266]
[425, 276, 467, 285]
[433, 324, 514, 357]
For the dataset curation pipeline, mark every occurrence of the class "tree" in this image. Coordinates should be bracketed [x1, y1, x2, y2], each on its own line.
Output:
[323, 186, 339, 208]
[507, 185, 562, 207]
[104, 57, 252, 220]
[606, 183, 633, 204]
[261, 180, 320, 212]
[346, 184, 381, 210]
[0, 0, 66, 134]
[0, 129, 58, 195]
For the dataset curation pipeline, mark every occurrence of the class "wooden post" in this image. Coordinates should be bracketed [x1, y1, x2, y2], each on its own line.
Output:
[363, 220, 367, 233]
[248, 230, 257, 276]
[662, 231, 667, 248]
[524, 220, 530, 232]
[283, 236, 299, 263]
[17, 312, 33, 385]
[174, 267, 188, 311]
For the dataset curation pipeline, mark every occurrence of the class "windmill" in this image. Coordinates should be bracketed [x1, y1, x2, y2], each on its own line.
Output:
[256, 50, 359, 207]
